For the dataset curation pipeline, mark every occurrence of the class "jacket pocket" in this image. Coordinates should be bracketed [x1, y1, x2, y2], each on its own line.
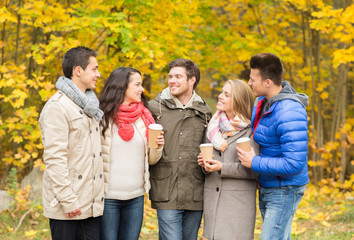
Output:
[149, 163, 172, 202]
[193, 172, 205, 201]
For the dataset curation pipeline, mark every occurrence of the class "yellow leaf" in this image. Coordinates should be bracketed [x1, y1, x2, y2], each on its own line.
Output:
[145, 222, 158, 230]
[32, 152, 38, 158]
[321, 220, 331, 227]
[25, 229, 37, 238]
[13, 135, 23, 143]
[320, 92, 329, 100]
[344, 123, 352, 131]
[6, 225, 14, 232]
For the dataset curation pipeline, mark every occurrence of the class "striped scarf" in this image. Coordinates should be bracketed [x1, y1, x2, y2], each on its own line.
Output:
[207, 110, 250, 152]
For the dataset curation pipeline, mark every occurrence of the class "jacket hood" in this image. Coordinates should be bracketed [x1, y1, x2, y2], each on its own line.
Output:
[151, 87, 212, 122]
[159, 87, 204, 103]
[156, 87, 209, 111]
[268, 81, 309, 108]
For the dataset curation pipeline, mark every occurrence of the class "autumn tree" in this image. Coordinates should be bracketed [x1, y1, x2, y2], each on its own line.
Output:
[0, 0, 352, 187]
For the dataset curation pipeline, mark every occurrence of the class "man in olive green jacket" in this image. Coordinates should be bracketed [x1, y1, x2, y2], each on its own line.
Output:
[148, 58, 212, 240]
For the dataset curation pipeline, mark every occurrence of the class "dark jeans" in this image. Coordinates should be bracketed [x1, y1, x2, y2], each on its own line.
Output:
[100, 196, 144, 240]
[49, 217, 101, 240]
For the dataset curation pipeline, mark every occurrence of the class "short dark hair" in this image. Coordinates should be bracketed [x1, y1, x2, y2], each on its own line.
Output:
[168, 58, 200, 89]
[250, 53, 283, 86]
[62, 46, 97, 79]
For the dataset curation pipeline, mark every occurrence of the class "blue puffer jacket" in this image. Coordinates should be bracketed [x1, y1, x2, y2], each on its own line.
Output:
[251, 81, 309, 188]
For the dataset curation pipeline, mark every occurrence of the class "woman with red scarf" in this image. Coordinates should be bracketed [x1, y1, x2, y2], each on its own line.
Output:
[99, 67, 164, 240]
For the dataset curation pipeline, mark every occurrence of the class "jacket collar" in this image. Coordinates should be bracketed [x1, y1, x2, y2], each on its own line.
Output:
[157, 87, 209, 113]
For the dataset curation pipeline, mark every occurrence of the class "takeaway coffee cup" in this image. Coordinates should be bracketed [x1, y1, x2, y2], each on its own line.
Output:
[148, 124, 163, 148]
[236, 137, 251, 151]
[200, 143, 213, 165]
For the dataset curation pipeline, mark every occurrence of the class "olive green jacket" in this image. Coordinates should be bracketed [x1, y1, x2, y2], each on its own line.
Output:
[148, 88, 212, 210]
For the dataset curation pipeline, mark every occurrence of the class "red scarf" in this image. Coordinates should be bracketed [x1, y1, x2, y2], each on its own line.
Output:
[112, 102, 155, 141]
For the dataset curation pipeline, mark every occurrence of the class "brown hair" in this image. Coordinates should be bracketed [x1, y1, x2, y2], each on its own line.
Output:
[168, 58, 200, 89]
[250, 53, 283, 86]
[62, 46, 97, 79]
[226, 79, 254, 122]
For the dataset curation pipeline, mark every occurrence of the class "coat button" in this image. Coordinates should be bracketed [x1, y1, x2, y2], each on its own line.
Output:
[79, 110, 83, 114]
[96, 127, 98, 131]
[93, 153, 95, 158]
[101, 197, 104, 201]
[100, 152, 102, 156]
[90, 129, 92, 134]
[93, 199, 95, 203]
[78, 175, 82, 180]
[100, 174, 102, 178]
[93, 176, 96, 180]
[216, 187, 219, 192]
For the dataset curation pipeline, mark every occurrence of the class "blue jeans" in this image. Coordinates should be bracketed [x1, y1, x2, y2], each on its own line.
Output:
[157, 209, 202, 240]
[259, 185, 306, 240]
[100, 196, 144, 240]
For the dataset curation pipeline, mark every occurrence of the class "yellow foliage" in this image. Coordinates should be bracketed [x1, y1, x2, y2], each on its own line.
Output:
[25, 230, 37, 239]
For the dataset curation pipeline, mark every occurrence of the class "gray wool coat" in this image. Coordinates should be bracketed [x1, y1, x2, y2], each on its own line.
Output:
[203, 127, 259, 240]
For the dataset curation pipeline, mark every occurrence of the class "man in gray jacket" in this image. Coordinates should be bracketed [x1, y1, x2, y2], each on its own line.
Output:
[39, 47, 104, 240]
[148, 58, 212, 240]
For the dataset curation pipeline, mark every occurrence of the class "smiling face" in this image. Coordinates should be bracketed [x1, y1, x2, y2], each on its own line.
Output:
[122, 72, 144, 105]
[73, 56, 100, 92]
[168, 66, 195, 103]
[217, 82, 234, 119]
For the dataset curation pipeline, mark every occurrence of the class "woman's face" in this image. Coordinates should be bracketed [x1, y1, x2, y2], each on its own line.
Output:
[217, 82, 234, 118]
[122, 72, 144, 105]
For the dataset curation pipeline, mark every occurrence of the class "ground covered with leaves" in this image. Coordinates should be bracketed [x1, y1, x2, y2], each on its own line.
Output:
[0, 179, 353, 239]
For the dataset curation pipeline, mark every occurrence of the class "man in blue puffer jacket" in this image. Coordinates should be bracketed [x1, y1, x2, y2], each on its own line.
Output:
[238, 53, 309, 240]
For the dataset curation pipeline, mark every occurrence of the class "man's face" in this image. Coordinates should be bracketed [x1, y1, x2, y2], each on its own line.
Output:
[248, 68, 266, 97]
[76, 56, 100, 92]
[168, 66, 194, 99]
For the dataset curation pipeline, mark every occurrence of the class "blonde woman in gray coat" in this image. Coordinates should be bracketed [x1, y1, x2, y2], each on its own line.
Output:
[198, 79, 259, 240]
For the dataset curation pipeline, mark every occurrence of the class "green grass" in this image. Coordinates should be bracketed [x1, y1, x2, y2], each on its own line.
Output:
[1, 186, 353, 239]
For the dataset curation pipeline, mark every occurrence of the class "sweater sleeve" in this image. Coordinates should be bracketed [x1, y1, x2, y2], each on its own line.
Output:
[252, 103, 308, 177]
[148, 146, 163, 165]
[221, 162, 258, 179]
[221, 139, 259, 179]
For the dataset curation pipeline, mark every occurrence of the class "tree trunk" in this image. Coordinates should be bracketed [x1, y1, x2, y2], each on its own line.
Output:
[28, 27, 39, 79]
[338, 63, 348, 184]
[306, 9, 318, 185]
[15, 0, 22, 65]
[314, 30, 324, 181]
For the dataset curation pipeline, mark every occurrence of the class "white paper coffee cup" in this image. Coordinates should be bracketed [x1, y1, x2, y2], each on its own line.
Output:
[148, 124, 163, 148]
[236, 137, 251, 151]
[200, 143, 213, 164]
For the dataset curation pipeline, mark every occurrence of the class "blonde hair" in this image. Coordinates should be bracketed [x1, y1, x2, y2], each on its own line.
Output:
[225, 79, 254, 122]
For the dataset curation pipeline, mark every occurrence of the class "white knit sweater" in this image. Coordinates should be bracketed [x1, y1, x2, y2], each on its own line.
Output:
[101, 117, 163, 197]
[106, 122, 145, 200]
